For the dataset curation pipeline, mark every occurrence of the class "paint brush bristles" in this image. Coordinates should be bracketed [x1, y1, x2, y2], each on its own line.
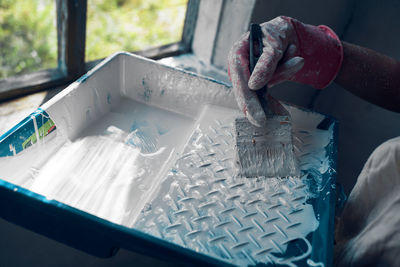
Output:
[235, 115, 299, 178]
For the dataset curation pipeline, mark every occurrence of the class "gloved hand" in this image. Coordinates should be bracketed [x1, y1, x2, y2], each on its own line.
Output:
[228, 16, 343, 127]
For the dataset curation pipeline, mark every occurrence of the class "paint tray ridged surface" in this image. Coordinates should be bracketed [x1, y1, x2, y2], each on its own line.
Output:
[0, 52, 337, 266]
[135, 105, 335, 266]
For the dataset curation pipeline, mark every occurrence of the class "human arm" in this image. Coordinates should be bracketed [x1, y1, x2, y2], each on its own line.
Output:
[228, 16, 400, 127]
[335, 42, 400, 112]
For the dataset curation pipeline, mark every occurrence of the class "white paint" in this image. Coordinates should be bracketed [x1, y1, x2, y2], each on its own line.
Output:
[41, 54, 123, 141]
[159, 54, 230, 85]
[31, 115, 40, 146]
[0, 53, 334, 265]
[134, 105, 330, 266]
[0, 131, 63, 188]
[235, 115, 300, 178]
[9, 144, 16, 156]
[0, 98, 194, 226]
[121, 53, 236, 120]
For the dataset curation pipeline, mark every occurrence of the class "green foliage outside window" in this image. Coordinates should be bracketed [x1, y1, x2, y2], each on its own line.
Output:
[0, 0, 187, 80]
[0, 0, 57, 79]
[86, 0, 188, 61]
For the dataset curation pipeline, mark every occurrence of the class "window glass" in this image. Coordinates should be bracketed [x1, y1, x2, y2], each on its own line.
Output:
[0, 0, 57, 79]
[86, 0, 188, 61]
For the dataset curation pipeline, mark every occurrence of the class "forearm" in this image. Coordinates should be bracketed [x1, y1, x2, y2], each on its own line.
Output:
[335, 42, 400, 112]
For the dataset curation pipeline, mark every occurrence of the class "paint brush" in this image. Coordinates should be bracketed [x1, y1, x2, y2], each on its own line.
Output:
[235, 24, 300, 178]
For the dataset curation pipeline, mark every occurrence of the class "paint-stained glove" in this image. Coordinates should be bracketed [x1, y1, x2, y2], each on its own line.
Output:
[228, 16, 343, 127]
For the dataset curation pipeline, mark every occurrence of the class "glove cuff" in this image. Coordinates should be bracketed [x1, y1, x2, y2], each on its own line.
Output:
[286, 17, 344, 89]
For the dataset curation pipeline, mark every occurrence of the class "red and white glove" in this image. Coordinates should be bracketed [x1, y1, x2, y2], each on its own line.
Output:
[228, 16, 343, 127]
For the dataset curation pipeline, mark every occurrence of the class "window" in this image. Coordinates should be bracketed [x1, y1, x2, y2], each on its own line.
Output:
[0, 0, 57, 79]
[86, 0, 188, 62]
[0, 0, 198, 101]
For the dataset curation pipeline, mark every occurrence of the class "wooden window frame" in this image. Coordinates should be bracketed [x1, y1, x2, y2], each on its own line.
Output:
[0, 0, 199, 102]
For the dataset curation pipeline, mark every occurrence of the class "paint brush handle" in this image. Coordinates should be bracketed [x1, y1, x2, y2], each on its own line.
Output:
[249, 23, 263, 74]
[249, 23, 269, 115]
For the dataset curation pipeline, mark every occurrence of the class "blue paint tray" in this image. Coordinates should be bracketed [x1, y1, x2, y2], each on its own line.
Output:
[0, 52, 337, 266]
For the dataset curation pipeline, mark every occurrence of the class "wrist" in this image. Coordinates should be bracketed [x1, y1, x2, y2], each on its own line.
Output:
[287, 17, 343, 89]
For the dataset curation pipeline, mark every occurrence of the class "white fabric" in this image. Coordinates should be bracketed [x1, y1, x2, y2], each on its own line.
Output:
[335, 137, 400, 266]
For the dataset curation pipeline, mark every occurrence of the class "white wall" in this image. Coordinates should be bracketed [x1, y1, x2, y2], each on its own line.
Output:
[192, 0, 255, 68]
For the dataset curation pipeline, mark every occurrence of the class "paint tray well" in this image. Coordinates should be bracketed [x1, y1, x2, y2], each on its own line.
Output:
[0, 52, 337, 266]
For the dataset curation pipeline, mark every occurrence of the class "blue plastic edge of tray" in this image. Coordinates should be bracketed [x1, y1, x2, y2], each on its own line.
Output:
[310, 115, 338, 267]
